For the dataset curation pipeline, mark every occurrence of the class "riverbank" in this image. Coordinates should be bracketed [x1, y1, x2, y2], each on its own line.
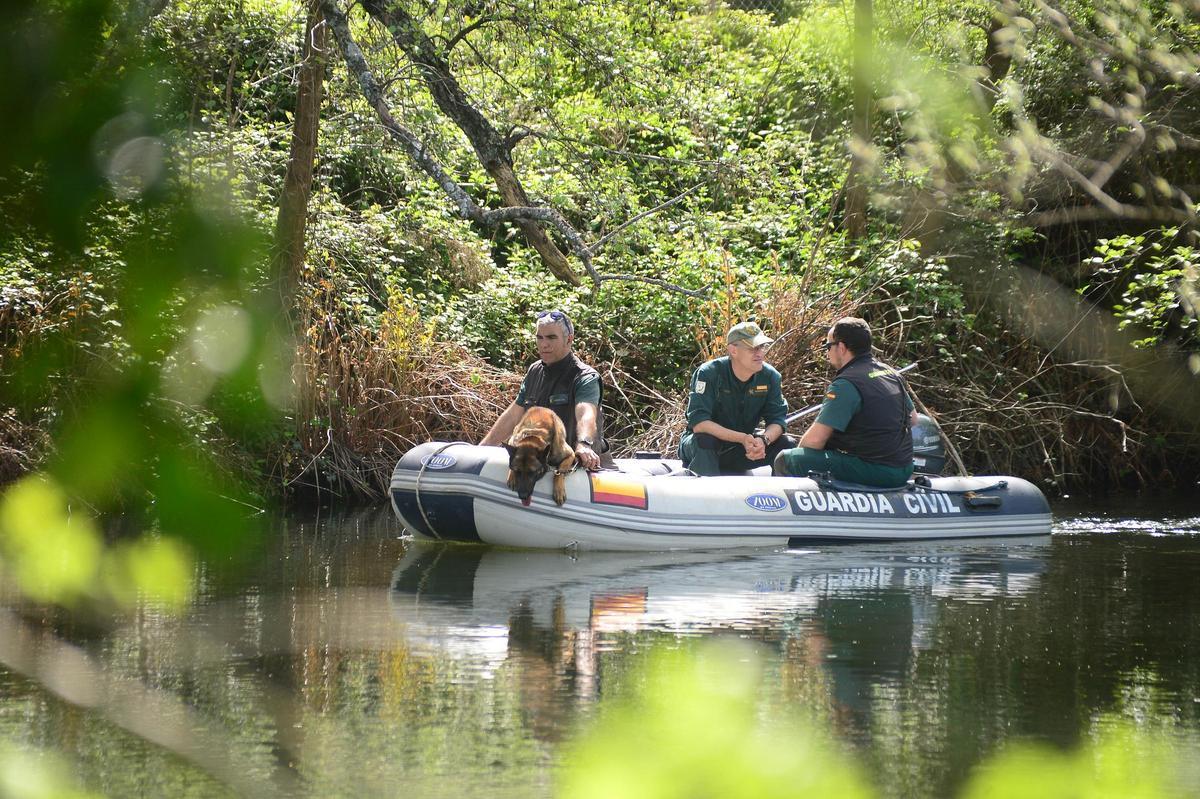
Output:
[3, 0, 1199, 517]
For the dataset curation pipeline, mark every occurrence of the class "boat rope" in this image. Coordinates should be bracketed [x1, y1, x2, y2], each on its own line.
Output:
[414, 442, 465, 541]
[412, 546, 450, 609]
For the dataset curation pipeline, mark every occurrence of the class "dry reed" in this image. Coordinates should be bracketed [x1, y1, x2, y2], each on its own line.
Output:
[281, 286, 520, 498]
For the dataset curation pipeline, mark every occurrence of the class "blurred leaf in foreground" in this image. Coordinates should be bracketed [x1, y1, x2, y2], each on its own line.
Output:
[558, 641, 874, 799]
[101, 535, 194, 611]
[0, 474, 194, 610]
[0, 475, 101, 604]
[961, 721, 1196, 799]
[0, 744, 100, 799]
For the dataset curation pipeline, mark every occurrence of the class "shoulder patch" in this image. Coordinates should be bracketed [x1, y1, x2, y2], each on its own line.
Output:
[695, 380, 706, 394]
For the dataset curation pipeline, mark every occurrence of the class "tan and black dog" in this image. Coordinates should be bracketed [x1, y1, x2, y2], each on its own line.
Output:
[503, 406, 576, 507]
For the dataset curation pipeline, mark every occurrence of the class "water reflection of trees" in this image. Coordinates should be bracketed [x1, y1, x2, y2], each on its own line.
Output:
[3, 530, 1199, 796]
[388, 536, 1200, 797]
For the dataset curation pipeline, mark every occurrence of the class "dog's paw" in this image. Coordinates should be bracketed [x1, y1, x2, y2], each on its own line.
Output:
[553, 477, 567, 506]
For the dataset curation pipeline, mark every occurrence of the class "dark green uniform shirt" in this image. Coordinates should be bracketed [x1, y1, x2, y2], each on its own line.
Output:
[685, 356, 788, 434]
[515, 371, 601, 407]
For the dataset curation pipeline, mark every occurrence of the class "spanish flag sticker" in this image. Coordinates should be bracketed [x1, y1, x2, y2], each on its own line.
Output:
[591, 589, 649, 631]
[589, 472, 649, 510]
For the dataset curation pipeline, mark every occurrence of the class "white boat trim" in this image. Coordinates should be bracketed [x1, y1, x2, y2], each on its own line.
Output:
[390, 442, 1053, 551]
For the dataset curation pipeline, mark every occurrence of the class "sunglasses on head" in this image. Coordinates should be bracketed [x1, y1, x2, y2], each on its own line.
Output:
[536, 309, 573, 334]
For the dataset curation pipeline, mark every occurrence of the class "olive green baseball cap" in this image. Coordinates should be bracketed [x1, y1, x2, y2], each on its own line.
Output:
[727, 321, 773, 347]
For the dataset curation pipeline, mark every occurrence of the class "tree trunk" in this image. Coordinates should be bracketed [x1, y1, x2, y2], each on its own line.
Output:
[844, 0, 873, 241]
[271, 1, 328, 313]
[360, 0, 579, 285]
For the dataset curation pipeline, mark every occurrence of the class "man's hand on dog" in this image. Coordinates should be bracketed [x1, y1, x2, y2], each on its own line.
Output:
[575, 442, 600, 471]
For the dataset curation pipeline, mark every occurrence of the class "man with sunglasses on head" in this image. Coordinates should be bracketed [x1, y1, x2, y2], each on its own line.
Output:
[678, 321, 793, 476]
[481, 309, 609, 470]
[774, 316, 917, 487]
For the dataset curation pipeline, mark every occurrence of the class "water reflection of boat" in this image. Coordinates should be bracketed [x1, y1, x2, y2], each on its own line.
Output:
[388, 538, 1049, 661]
[391, 443, 1052, 550]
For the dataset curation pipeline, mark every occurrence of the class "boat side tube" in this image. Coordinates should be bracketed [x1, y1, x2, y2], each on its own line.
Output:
[391, 442, 490, 543]
[390, 442, 1053, 550]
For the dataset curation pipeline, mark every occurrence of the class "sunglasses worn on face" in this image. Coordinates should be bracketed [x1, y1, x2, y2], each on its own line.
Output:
[821, 340, 837, 351]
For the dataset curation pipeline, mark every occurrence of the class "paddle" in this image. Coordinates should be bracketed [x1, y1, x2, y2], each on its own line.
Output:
[783, 361, 919, 426]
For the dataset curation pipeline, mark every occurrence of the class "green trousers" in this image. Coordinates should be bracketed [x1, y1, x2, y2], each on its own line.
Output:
[774, 447, 912, 488]
[679, 431, 793, 476]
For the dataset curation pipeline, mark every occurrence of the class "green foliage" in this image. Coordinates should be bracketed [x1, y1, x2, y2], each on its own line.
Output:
[1082, 228, 1199, 349]
[0, 475, 193, 609]
[5, 0, 1200, 509]
[0, 0, 286, 610]
[0, 477, 102, 605]
[147, 0, 303, 127]
[559, 642, 874, 799]
[562, 644, 1198, 799]
[4, 1, 1200, 787]
[0, 744, 100, 799]
[960, 721, 1192, 799]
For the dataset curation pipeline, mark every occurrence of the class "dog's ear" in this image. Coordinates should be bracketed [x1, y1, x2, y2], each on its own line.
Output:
[503, 442, 517, 458]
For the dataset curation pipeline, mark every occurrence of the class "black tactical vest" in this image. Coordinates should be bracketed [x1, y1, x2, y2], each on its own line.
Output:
[827, 354, 912, 467]
[520, 353, 607, 451]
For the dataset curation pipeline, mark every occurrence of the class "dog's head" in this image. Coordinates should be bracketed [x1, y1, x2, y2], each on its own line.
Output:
[504, 442, 548, 506]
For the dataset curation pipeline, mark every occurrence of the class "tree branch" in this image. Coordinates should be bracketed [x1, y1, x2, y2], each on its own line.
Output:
[442, 14, 516, 53]
[591, 184, 703, 251]
[1145, 121, 1200, 151]
[320, 0, 479, 219]
[1041, 144, 1126, 215]
[1032, 0, 1200, 90]
[358, 0, 579, 283]
[1028, 203, 1195, 228]
[317, 0, 705, 298]
[502, 124, 534, 152]
[0, 610, 293, 798]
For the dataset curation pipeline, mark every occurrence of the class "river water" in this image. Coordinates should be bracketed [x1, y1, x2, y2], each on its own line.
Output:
[1, 501, 1199, 798]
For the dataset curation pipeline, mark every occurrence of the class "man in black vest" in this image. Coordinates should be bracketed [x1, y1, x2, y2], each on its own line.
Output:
[774, 317, 917, 487]
[481, 310, 608, 470]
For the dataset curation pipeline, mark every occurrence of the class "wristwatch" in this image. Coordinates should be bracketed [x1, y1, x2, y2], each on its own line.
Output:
[578, 437, 595, 447]
[753, 432, 768, 445]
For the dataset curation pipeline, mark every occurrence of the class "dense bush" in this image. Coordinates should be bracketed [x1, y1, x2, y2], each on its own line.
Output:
[2, 0, 1198, 499]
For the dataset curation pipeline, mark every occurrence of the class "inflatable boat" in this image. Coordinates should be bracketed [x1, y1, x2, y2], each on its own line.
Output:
[389, 439, 1053, 551]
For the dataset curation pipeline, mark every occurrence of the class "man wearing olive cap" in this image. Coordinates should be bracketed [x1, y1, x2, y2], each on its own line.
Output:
[678, 321, 793, 476]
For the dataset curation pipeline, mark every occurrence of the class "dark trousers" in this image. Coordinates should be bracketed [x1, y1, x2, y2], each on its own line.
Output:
[774, 446, 913, 487]
[679, 431, 795, 476]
